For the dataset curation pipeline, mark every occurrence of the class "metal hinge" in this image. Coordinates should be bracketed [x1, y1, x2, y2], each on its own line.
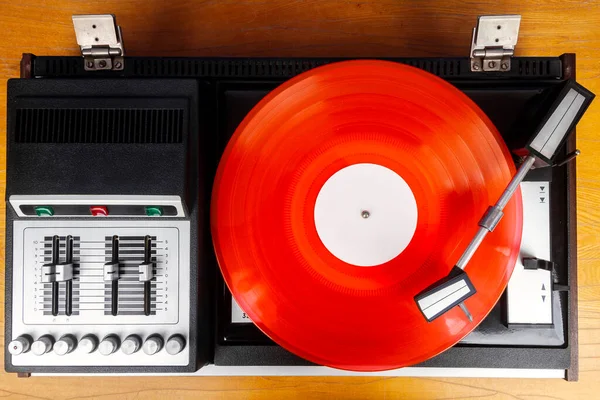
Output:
[72, 14, 125, 71]
[470, 15, 521, 72]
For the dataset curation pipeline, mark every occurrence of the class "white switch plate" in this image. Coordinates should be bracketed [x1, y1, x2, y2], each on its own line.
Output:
[506, 181, 553, 325]
[231, 298, 252, 323]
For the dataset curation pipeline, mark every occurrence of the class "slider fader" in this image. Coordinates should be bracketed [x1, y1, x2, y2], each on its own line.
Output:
[5, 77, 210, 374]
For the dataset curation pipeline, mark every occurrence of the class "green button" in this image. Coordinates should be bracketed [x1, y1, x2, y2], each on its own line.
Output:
[34, 206, 54, 216]
[145, 206, 163, 216]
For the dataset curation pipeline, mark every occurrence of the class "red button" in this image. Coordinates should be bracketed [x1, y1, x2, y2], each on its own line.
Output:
[90, 206, 109, 217]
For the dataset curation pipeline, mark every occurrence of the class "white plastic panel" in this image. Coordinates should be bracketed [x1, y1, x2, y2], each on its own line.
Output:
[10, 220, 190, 367]
[9, 195, 186, 217]
[507, 182, 553, 325]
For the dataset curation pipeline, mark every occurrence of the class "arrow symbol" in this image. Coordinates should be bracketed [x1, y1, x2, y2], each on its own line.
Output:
[542, 295, 546, 302]
[540, 197, 545, 203]
[542, 284, 546, 290]
[540, 186, 545, 191]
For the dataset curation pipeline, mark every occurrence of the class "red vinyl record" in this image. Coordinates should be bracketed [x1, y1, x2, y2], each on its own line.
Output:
[211, 60, 523, 371]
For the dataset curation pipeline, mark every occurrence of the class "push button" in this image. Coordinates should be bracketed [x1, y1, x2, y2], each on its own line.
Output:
[145, 206, 163, 216]
[90, 206, 109, 216]
[34, 206, 54, 216]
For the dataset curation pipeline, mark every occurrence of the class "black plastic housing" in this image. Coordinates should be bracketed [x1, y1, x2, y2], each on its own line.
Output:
[5, 54, 579, 379]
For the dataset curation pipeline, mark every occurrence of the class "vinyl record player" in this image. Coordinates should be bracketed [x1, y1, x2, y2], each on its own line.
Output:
[4, 14, 594, 380]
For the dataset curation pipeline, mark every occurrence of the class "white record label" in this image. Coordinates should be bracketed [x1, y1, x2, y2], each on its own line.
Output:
[314, 163, 418, 267]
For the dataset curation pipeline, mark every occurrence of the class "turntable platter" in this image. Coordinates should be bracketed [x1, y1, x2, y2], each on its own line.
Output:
[211, 60, 523, 371]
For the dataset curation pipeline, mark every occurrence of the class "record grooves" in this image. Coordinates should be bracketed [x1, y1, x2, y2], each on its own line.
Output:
[212, 60, 523, 371]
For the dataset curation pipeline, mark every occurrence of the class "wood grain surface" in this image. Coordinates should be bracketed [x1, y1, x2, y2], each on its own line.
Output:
[1, 1, 599, 399]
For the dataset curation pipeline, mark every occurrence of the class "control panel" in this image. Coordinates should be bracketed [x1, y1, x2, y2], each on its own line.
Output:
[8, 219, 191, 367]
[5, 62, 205, 374]
[9, 195, 186, 217]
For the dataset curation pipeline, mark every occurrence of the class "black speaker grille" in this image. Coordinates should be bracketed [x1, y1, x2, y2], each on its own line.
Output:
[132, 58, 331, 78]
[517, 59, 552, 76]
[402, 59, 461, 76]
[14, 108, 184, 143]
[131, 58, 462, 78]
[31, 56, 563, 80]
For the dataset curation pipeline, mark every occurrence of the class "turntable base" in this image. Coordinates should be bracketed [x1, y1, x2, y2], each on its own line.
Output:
[2, 1, 600, 399]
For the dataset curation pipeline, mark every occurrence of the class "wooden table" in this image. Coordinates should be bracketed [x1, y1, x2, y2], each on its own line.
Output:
[1, 1, 599, 398]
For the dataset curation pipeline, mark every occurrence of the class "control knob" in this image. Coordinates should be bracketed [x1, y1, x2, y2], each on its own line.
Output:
[142, 334, 164, 355]
[54, 335, 77, 356]
[79, 334, 99, 353]
[121, 335, 142, 355]
[166, 334, 186, 355]
[8, 335, 33, 356]
[98, 335, 120, 356]
[31, 335, 54, 356]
